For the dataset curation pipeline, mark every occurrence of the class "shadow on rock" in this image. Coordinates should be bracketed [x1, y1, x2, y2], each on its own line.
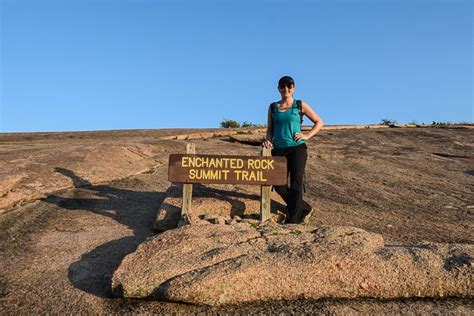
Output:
[444, 250, 472, 272]
[68, 236, 140, 297]
[464, 169, 474, 176]
[42, 168, 167, 298]
[167, 183, 286, 218]
[43, 168, 165, 236]
[153, 183, 287, 232]
[56, 167, 92, 187]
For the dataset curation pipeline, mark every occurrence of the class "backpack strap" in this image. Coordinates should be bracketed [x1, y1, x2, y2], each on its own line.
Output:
[296, 100, 303, 124]
[269, 102, 278, 121]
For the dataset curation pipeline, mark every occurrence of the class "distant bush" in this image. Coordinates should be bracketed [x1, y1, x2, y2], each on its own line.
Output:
[220, 119, 240, 128]
[430, 121, 474, 127]
[241, 121, 264, 128]
[431, 121, 450, 128]
[407, 120, 418, 125]
[380, 118, 398, 126]
[456, 121, 474, 126]
[220, 119, 265, 128]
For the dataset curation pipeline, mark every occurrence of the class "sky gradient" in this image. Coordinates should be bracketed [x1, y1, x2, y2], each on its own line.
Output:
[1, 0, 472, 132]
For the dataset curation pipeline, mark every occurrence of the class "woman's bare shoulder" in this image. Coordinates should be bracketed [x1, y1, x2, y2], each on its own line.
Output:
[300, 100, 314, 112]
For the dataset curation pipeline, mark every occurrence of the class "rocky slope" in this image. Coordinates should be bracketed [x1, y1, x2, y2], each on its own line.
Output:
[1, 126, 473, 313]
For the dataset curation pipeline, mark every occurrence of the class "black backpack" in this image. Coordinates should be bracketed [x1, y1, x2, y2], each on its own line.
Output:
[270, 100, 304, 124]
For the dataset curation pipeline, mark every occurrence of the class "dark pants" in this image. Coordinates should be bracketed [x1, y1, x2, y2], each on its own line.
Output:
[272, 143, 311, 223]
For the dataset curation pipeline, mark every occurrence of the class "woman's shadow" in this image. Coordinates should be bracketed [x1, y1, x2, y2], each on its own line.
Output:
[43, 167, 284, 298]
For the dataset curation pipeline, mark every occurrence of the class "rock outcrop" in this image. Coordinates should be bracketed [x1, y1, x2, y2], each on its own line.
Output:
[0, 143, 159, 212]
[229, 134, 265, 145]
[158, 128, 267, 140]
[112, 224, 473, 306]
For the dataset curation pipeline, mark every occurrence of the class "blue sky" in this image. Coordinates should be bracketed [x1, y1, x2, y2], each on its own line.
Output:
[1, 0, 472, 132]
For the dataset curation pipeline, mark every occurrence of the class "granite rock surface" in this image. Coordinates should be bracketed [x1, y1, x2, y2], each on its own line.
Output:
[112, 223, 473, 306]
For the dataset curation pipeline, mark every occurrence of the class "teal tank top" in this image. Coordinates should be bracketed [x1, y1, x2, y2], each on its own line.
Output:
[272, 100, 306, 149]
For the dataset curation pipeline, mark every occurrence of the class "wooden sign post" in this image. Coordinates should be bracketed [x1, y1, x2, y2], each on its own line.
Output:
[168, 143, 287, 222]
[182, 143, 195, 217]
[260, 146, 272, 222]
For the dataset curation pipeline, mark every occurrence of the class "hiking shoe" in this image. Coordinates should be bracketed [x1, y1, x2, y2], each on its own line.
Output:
[302, 207, 314, 224]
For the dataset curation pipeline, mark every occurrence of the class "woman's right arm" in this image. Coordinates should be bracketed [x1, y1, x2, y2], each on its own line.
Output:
[263, 104, 273, 148]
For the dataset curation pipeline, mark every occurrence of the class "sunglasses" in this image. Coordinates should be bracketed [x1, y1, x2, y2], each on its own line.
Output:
[278, 84, 294, 89]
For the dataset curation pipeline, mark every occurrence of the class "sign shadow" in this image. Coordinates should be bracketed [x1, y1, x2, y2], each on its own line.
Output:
[41, 167, 165, 298]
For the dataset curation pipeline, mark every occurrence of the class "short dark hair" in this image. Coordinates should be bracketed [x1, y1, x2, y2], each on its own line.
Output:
[278, 76, 295, 88]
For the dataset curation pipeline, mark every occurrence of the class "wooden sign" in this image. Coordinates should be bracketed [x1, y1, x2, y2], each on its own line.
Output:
[168, 154, 287, 185]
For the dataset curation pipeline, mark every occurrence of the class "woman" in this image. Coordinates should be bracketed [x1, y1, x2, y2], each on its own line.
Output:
[262, 76, 324, 224]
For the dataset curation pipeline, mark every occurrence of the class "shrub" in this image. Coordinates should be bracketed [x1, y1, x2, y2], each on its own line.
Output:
[241, 121, 264, 128]
[220, 119, 240, 128]
[380, 118, 398, 126]
[456, 121, 474, 126]
[431, 121, 450, 128]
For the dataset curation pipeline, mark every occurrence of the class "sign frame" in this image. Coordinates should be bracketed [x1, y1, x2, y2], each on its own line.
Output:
[168, 153, 287, 186]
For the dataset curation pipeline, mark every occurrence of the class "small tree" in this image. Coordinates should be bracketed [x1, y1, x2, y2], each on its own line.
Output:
[380, 118, 397, 126]
[220, 119, 240, 128]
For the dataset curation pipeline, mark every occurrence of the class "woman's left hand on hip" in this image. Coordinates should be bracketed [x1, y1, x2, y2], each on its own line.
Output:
[294, 133, 309, 141]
